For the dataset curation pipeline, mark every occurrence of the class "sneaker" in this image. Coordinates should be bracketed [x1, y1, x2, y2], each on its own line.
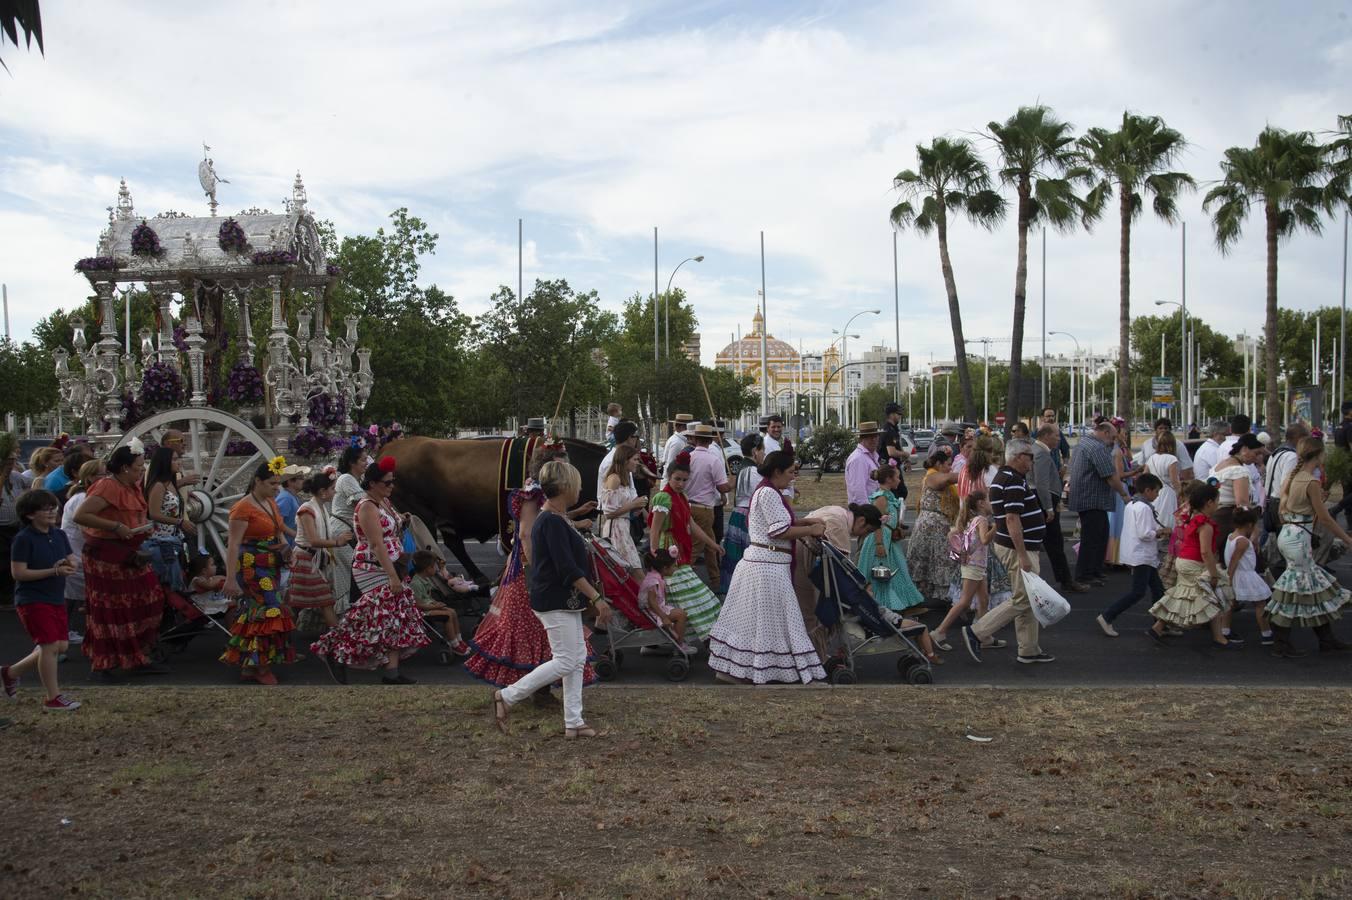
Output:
[1, 666, 17, 700]
[42, 694, 81, 712]
[1016, 653, 1056, 664]
[1224, 634, 1246, 647]
[66, 630, 84, 645]
[932, 633, 953, 652]
[961, 626, 983, 662]
[1096, 615, 1119, 637]
[1260, 633, 1275, 646]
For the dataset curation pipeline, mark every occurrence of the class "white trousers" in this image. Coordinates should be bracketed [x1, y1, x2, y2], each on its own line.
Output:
[500, 609, 587, 728]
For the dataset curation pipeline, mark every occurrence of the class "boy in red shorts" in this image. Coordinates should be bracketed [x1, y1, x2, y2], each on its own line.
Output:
[1, 489, 80, 711]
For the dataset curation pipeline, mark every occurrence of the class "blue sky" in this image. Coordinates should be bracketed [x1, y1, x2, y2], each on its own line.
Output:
[1, 0, 1349, 372]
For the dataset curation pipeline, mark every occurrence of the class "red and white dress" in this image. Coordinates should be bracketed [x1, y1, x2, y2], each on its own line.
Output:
[463, 482, 596, 687]
[286, 498, 336, 609]
[310, 498, 428, 668]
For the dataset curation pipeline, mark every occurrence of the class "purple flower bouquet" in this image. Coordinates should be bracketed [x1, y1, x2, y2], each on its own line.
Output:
[75, 256, 120, 272]
[218, 217, 249, 254]
[130, 220, 164, 257]
[227, 362, 265, 404]
[139, 361, 184, 408]
[308, 392, 347, 430]
[251, 249, 297, 266]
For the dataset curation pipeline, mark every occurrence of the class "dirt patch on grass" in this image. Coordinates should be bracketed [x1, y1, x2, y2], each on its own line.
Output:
[2, 687, 1351, 898]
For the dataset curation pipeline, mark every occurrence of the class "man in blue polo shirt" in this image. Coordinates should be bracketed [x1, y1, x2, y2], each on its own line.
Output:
[1068, 420, 1130, 586]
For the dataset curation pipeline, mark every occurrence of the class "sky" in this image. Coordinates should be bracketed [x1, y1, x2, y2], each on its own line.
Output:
[1, 0, 1349, 375]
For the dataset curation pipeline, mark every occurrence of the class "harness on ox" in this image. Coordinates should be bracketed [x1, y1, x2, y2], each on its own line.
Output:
[497, 435, 541, 552]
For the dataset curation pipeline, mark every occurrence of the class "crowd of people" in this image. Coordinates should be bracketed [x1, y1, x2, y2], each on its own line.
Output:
[3, 401, 1351, 729]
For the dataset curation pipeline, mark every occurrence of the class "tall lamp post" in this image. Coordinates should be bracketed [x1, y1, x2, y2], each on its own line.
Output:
[664, 255, 704, 357]
[1050, 330, 1081, 429]
[827, 331, 858, 426]
[1156, 300, 1188, 425]
[839, 309, 880, 427]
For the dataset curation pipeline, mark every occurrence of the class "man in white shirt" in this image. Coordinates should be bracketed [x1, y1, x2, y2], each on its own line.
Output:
[1265, 422, 1308, 503]
[762, 414, 787, 454]
[659, 414, 693, 485]
[597, 420, 640, 497]
[1191, 421, 1229, 482]
[1139, 417, 1195, 480]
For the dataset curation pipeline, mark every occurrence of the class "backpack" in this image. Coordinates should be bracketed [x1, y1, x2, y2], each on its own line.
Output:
[947, 524, 975, 564]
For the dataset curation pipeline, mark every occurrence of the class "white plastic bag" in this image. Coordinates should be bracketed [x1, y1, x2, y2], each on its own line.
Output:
[1023, 569, 1071, 627]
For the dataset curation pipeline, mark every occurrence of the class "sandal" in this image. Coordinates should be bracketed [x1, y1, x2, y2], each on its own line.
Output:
[491, 690, 511, 734]
[565, 724, 599, 739]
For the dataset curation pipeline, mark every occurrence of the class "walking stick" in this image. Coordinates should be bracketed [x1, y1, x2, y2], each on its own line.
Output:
[550, 377, 570, 434]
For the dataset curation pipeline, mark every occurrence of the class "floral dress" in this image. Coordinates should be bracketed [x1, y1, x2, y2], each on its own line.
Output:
[220, 497, 296, 670]
[464, 482, 597, 687]
[857, 490, 924, 612]
[907, 481, 959, 603]
[145, 485, 186, 592]
[599, 478, 642, 569]
[1267, 471, 1351, 628]
[310, 498, 429, 669]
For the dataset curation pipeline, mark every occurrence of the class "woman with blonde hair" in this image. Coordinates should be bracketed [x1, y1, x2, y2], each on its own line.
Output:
[25, 447, 64, 490]
[493, 460, 613, 737]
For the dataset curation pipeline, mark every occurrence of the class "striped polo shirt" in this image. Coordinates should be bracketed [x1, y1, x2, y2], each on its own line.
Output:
[990, 465, 1046, 550]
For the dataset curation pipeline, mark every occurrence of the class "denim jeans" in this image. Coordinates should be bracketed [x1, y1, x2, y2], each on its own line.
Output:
[1102, 564, 1164, 623]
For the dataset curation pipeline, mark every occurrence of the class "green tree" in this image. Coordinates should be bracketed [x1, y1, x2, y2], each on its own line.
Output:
[0, 338, 57, 420]
[474, 279, 617, 423]
[855, 384, 894, 425]
[986, 105, 1090, 425]
[361, 285, 471, 435]
[1079, 112, 1195, 422]
[1203, 127, 1338, 428]
[890, 137, 1006, 423]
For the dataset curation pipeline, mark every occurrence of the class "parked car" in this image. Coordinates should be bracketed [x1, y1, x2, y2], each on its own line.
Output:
[912, 429, 935, 452]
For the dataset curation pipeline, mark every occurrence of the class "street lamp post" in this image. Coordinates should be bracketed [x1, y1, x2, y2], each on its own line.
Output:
[1050, 331, 1081, 429]
[827, 331, 858, 426]
[664, 255, 705, 357]
[838, 309, 880, 427]
[1156, 300, 1187, 425]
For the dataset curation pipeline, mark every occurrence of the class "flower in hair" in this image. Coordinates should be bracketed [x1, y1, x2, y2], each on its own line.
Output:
[126, 436, 145, 456]
[267, 455, 288, 477]
[322, 465, 337, 477]
[377, 456, 397, 474]
[369, 424, 380, 436]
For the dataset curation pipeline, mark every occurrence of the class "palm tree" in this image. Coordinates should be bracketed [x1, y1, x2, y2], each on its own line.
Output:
[1079, 112, 1196, 420]
[986, 105, 1089, 428]
[0, 0, 44, 73]
[1203, 127, 1337, 428]
[890, 137, 1006, 423]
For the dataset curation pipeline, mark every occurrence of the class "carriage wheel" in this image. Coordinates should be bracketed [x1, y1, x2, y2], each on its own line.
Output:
[116, 409, 277, 562]
[594, 658, 618, 682]
[829, 667, 857, 685]
[665, 657, 690, 682]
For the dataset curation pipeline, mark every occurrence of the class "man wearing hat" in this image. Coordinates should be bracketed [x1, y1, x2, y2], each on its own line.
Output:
[522, 416, 548, 437]
[660, 414, 694, 483]
[845, 421, 883, 508]
[880, 402, 910, 502]
[277, 464, 312, 549]
[685, 423, 732, 593]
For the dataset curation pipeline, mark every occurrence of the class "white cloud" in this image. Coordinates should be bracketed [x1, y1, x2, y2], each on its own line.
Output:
[0, 0, 1347, 385]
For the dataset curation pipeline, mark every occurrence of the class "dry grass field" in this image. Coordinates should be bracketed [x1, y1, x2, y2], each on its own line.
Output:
[3, 686, 1351, 898]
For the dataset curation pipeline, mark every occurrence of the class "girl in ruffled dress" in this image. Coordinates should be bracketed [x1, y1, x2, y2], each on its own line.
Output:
[1224, 507, 1272, 644]
[1147, 482, 1242, 649]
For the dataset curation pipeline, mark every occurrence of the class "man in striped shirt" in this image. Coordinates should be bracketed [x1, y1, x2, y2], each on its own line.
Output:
[963, 438, 1054, 665]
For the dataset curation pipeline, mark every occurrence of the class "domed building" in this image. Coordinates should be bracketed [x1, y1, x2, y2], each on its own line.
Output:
[714, 308, 852, 433]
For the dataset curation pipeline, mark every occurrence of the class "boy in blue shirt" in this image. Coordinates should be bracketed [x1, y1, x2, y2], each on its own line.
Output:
[1, 490, 80, 711]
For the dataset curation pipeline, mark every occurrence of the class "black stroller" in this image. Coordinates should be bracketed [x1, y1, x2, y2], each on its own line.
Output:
[811, 539, 934, 685]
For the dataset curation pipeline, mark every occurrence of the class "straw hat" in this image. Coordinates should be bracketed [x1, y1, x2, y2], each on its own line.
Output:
[688, 422, 716, 439]
[856, 421, 881, 437]
[280, 464, 311, 477]
[669, 413, 695, 426]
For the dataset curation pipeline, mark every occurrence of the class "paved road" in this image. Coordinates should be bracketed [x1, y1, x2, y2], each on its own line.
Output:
[6, 526, 1352, 689]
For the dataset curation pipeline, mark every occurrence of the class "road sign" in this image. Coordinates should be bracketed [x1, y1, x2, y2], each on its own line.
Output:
[1151, 377, 1174, 410]
[995, 411, 1007, 426]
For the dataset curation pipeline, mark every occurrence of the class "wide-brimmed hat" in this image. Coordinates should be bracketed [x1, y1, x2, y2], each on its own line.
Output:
[757, 415, 771, 428]
[281, 464, 311, 477]
[710, 419, 729, 433]
[524, 416, 547, 431]
[857, 421, 880, 437]
[669, 413, 695, 425]
[688, 422, 716, 439]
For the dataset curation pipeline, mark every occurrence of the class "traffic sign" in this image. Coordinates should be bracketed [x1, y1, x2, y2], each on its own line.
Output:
[995, 411, 1006, 426]
[1151, 377, 1174, 409]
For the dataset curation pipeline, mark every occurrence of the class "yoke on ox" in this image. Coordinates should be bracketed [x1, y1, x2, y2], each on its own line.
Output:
[381, 436, 607, 584]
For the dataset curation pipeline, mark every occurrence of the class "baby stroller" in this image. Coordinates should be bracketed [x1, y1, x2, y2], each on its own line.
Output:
[811, 540, 933, 685]
[583, 533, 694, 682]
[151, 588, 234, 663]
